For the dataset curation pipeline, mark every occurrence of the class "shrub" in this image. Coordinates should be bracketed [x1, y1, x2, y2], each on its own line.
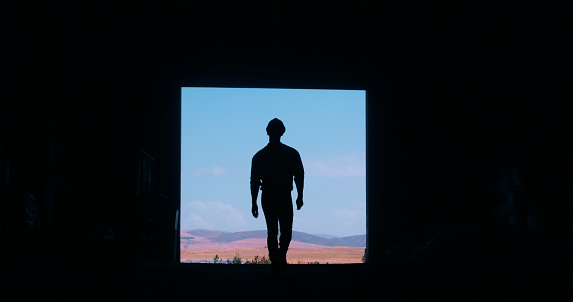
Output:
[245, 255, 271, 264]
[231, 252, 242, 264]
[213, 254, 222, 264]
[296, 259, 320, 264]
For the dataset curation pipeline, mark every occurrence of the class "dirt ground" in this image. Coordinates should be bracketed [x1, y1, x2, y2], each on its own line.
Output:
[181, 247, 365, 264]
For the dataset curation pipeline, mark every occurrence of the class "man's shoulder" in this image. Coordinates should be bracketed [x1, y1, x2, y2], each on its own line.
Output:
[253, 143, 300, 159]
[253, 146, 269, 159]
[280, 143, 300, 156]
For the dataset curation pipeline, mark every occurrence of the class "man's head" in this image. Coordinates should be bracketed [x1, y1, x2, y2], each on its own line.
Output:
[266, 118, 286, 137]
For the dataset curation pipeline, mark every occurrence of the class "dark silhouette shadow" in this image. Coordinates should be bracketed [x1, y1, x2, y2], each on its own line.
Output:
[250, 118, 304, 275]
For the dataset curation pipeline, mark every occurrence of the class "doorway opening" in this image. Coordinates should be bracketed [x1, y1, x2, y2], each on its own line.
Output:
[180, 87, 366, 264]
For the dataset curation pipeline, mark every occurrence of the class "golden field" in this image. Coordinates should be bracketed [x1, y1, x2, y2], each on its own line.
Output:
[181, 246, 365, 264]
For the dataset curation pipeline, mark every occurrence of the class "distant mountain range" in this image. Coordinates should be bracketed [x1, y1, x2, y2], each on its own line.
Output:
[181, 229, 365, 249]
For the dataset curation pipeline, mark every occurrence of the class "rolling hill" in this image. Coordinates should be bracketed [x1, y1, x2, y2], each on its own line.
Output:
[181, 229, 365, 249]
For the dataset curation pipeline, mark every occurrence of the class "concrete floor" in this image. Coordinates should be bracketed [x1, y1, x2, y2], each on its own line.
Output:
[3, 262, 571, 300]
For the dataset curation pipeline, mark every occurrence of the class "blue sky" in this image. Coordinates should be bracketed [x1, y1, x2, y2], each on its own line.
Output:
[181, 87, 365, 237]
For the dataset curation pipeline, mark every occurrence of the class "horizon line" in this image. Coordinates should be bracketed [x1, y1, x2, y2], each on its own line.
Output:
[180, 228, 366, 238]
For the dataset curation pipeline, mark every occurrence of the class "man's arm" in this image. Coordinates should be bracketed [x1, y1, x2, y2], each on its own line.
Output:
[294, 151, 304, 210]
[250, 156, 260, 218]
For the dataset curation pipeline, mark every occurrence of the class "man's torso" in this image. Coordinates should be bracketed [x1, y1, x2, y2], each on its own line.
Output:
[253, 143, 300, 192]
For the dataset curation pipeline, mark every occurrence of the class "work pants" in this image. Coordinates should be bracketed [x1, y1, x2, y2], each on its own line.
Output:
[261, 190, 293, 262]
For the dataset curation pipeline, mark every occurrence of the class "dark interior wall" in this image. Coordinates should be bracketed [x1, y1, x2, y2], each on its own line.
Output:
[11, 1, 570, 266]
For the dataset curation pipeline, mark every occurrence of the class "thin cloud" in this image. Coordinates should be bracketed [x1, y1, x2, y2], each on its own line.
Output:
[193, 166, 229, 176]
[188, 213, 213, 229]
[186, 200, 246, 230]
[333, 207, 366, 227]
[304, 153, 365, 178]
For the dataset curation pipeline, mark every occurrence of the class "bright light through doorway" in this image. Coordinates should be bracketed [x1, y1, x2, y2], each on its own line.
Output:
[181, 87, 366, 263]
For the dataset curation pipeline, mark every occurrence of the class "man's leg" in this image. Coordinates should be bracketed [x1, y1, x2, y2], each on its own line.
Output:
[262, 194, 279, 263]
[278, 195, 294, 268]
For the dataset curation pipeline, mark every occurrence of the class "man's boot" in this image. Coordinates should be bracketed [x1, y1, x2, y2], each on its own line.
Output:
[278, 249, 288, 273]
[270, 252, 280, 276]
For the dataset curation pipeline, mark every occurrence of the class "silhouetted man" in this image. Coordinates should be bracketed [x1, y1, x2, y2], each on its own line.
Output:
[251, 118, 304, 274]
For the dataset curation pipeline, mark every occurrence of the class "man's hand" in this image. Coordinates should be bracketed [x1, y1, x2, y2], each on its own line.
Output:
[251, 204, 259, 218]
[296, 196, 303, 210]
